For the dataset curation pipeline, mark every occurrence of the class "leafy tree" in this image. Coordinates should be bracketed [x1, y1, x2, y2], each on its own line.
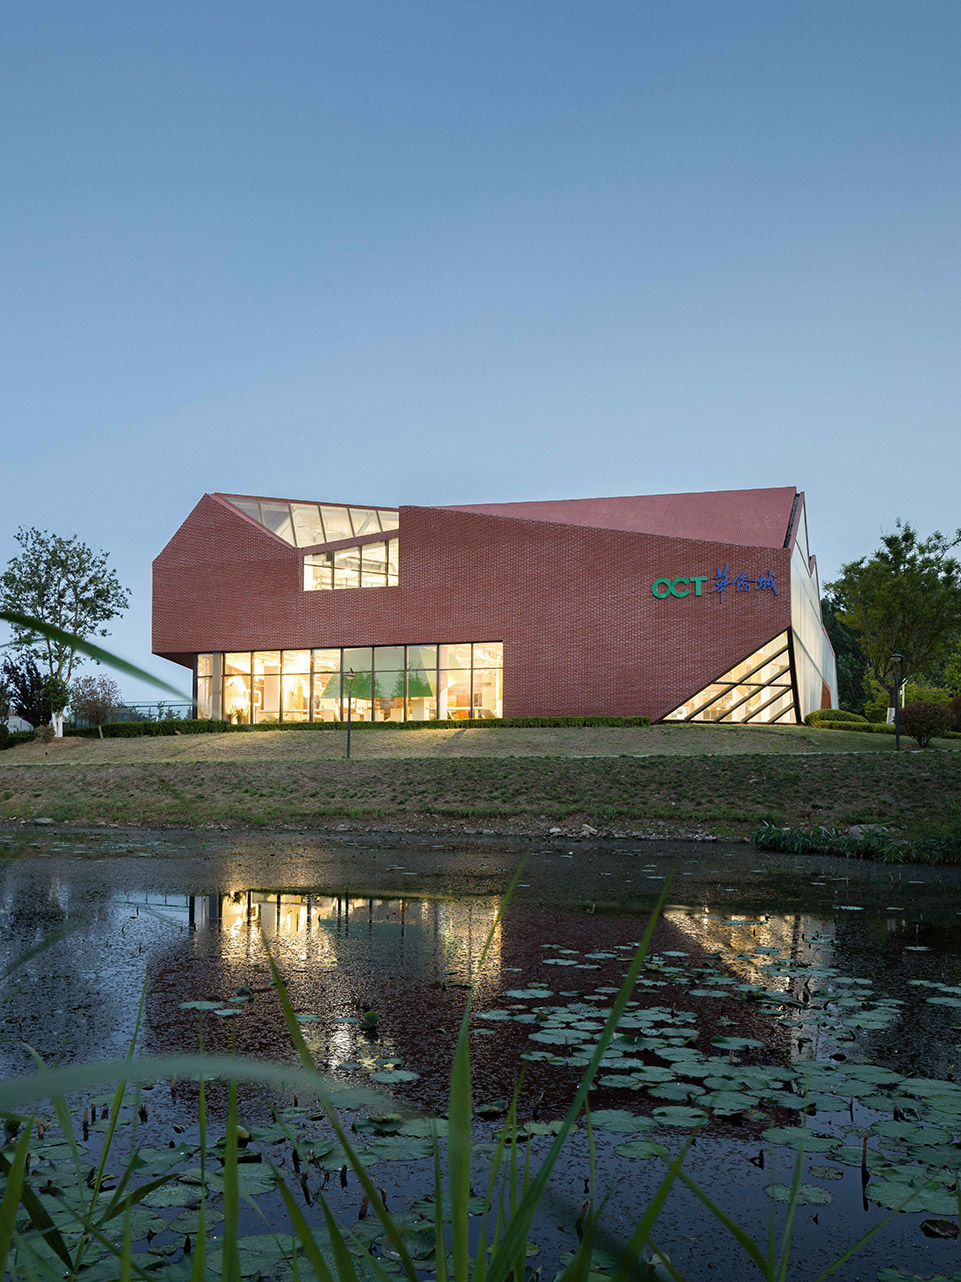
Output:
[821, 595, 870, 714]
[71, 674, 123, 738]
[0, 656, 51, 728]
[944, 639, 961, 696]
[827, 522, 961, 715]
[1, 529, 129, 735]
[42, 674, 71, 738]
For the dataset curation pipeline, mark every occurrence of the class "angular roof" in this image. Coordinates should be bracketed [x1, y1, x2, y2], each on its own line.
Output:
[440, 486, 798, 549]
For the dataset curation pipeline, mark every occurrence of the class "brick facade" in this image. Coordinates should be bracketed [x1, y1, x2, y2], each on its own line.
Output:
[153, 490, 807, 722]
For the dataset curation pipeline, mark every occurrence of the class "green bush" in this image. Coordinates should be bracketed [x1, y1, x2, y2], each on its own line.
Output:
[949, 695, 961, 732]
[803, 708, 869, 726]
[0, 724, 7, 749]
[0, 729, 33, 751]
[900, 701, 954, 748]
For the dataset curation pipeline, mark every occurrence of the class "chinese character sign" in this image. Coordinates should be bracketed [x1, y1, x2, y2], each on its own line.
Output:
[651, 569, 778, 601]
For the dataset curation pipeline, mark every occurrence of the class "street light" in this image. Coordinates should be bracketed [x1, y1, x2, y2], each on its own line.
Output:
[891, 653, 903, 753]
[344, 669, 357, 759]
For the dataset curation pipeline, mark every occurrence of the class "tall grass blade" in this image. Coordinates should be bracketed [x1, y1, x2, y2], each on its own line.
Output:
[486, 876, 674, 1282]
[0, 1145, 73, 1271]
[260, 939, 419, 1282]
[449, 865, 524, 1282]
[0, 1052, 385, 1114]
[0, 1121, 33, 1276]
[0, 609, 191, 700]
[558, 1203, 597, 1282]
[812, 1187, 930, 1281]
[432, 1125, 449, 1282]
[221, 1076, 242, 1282]
[273, 1176, 336, 1282]
[609, 1134, 695, 1282]
[319, 1195, 365, 1282]
[190, 1023, 208, 1282]
[673, 1171, 767, 1275]
[774, 1146, 806, 1282]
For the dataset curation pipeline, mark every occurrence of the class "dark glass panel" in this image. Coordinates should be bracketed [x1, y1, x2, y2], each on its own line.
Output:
[342, 647, 373, 673]
[376, 645, 405, 671]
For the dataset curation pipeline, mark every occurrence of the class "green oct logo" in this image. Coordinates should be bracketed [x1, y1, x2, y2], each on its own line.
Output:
[651, 576, 708, 599]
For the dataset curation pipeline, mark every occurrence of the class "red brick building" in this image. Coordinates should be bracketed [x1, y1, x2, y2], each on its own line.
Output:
[152, 486, 837, 725]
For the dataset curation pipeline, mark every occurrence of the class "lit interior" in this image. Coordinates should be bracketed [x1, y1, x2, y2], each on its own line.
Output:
[197, 642, 504, 723]
[663, 632, 797, 724]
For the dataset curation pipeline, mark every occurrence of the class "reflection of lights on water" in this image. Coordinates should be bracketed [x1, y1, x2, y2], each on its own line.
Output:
[663, 909, 834, 988]
[178, 891, 502, 984]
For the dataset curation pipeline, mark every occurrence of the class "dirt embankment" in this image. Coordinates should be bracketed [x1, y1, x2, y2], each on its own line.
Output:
[0, 749, 957, 837]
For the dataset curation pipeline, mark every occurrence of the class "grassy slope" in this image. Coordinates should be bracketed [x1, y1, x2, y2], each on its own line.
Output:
[1, 724, 958, 834]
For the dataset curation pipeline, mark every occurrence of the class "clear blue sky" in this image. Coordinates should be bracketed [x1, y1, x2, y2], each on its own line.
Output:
[2, 2, 959, 699]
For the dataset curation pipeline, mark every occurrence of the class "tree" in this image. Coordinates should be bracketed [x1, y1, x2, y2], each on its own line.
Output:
[827, 522, 961, 715]
[70, 674, 123, 738]
[821, 595, 870, 714]
[1, 656, 52, 728]
[0, 528, 129, 735]
[944, 638, 961, 696]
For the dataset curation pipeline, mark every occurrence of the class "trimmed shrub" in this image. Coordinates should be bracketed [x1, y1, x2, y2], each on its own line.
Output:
[817, 720, 895, 735]
[67, 714, 653, 740]
[0, 724, 8, 749]
[0, 730, 33, 751]
[900, 701, 954, 748]
[804, 708, 870, 727]
[949, 695, 961, 733]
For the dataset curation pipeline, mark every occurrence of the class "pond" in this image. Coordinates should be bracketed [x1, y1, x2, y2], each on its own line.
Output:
[2, 827, 961, 1281]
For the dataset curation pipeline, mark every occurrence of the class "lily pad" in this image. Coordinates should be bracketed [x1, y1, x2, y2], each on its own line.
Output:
[587, 1110, 656, 1133]
[652, 1106, 706, 1128]
[613, 1139, 669, 1160]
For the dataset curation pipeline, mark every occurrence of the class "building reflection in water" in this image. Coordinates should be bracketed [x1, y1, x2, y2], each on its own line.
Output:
[662, 909, 835, 1062]
[184, 891, 502, 983]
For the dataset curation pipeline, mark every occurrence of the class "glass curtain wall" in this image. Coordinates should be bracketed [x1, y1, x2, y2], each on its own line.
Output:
[226, 497, 399, 548]
[304, 538, 399, 590]
[198, 643, 503, 724]
[663, 632, 797, 724]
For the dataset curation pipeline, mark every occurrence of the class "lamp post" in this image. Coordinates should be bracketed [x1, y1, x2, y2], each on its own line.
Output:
[345, 669, 356, 760]
[891, 653, 902, 753]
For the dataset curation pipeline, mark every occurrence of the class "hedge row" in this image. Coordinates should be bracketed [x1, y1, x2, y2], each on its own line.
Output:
[38, 714, 654, 741]
[803, 708, 869, 726]
[815, 719, 961, 741]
